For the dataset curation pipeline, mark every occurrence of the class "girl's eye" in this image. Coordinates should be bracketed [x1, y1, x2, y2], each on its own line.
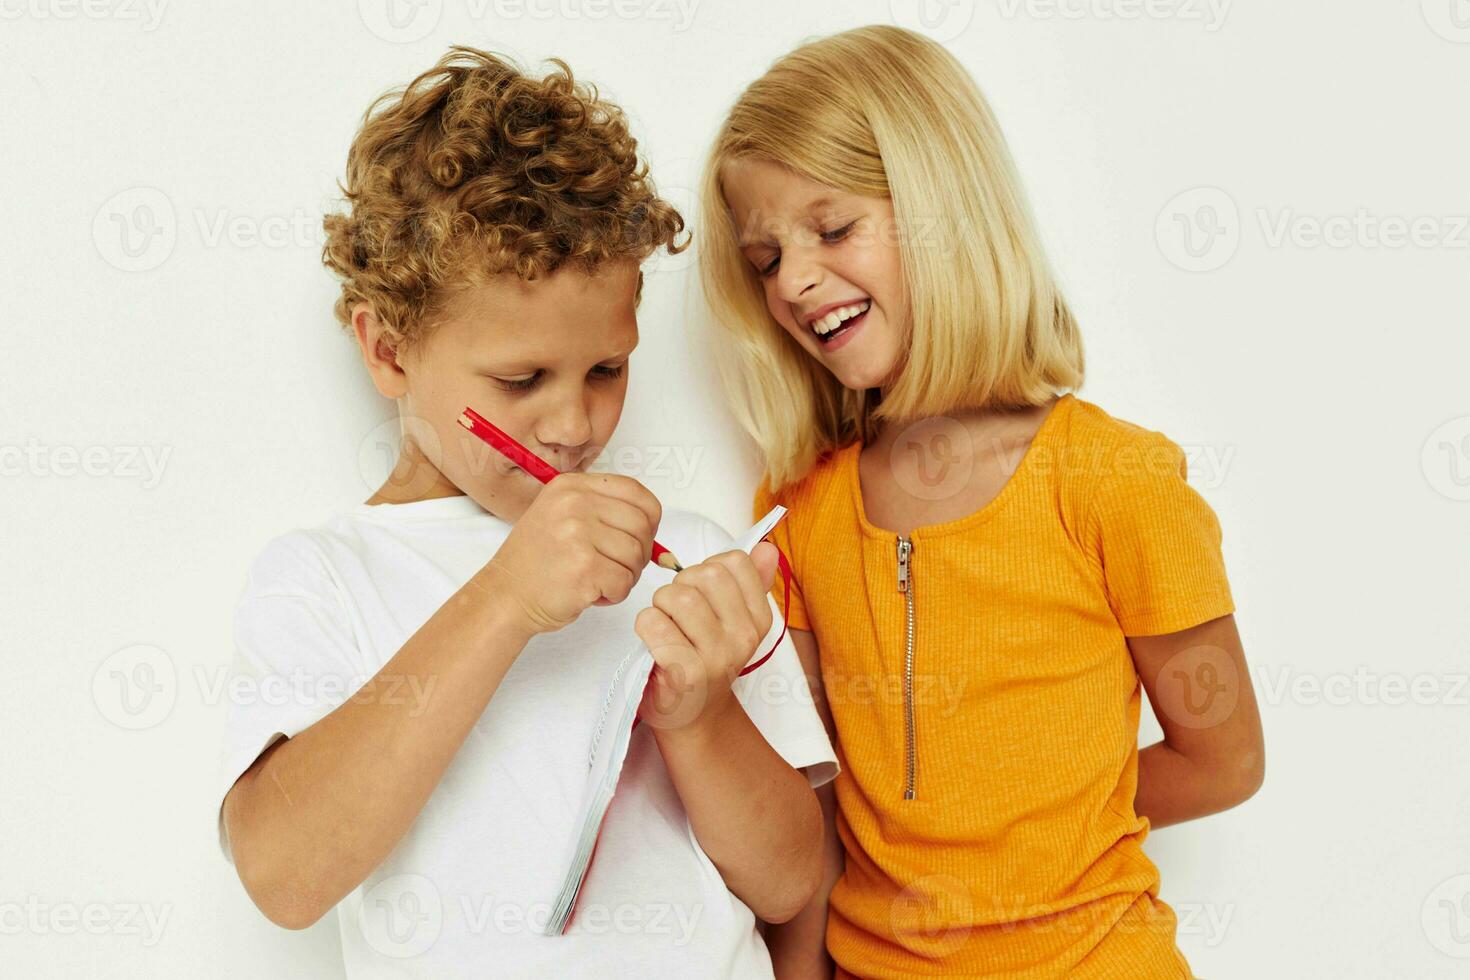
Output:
[590, 364, 626, 381]
[492, 371, 542, 393]
[758, 255, 780, 278]
[820, 221, 856, 243]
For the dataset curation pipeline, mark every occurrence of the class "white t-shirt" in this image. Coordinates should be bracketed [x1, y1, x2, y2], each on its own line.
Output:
[214, 494, 838, 979]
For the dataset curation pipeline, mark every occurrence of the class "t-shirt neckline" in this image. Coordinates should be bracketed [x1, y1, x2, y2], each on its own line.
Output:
[845, 393, 1075, 541]
[348, 493, 498, 523]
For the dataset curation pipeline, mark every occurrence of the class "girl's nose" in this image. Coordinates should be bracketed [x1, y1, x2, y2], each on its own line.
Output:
[775, 246, 822, 303]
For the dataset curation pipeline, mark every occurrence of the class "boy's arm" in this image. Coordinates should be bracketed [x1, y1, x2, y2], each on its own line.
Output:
[1131, 613, 1266, 827]
[763, 628, 843, 979]
[223, 473, 662, 930]
[222, 574, 534, 929]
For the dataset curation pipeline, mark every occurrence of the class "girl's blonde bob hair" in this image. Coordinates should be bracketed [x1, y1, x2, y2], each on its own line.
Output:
[699, 25, 1084, 490]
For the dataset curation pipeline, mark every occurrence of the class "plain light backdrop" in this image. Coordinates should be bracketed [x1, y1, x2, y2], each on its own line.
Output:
[3, 1, 1468, 976]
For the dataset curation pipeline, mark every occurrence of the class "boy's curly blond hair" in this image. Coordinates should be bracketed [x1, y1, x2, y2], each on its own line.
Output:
[322, 45, 687, 353]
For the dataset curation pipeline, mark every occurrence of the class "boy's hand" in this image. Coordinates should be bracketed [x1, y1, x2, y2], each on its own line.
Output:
[475, 473, 662, 635]
[634, 542, 780, 731]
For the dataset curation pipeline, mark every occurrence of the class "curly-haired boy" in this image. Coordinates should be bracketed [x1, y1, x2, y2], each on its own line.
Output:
[213, 46, 836, 978]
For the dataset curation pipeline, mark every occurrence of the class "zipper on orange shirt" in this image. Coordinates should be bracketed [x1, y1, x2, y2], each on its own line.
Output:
[897, 534, 916, 800]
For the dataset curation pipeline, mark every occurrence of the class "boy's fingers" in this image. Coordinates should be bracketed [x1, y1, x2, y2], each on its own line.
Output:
[590, 524, 648, 581]
[590, 495, 658, 550]
[590, 554, 637, 605]
[581, 473, 662, 539]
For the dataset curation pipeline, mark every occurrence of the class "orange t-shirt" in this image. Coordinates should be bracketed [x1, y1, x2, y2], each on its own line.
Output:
[755, 394, 1234, 979]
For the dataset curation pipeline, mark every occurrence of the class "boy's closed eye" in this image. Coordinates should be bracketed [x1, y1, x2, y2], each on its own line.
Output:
[485, 362, 628, 393]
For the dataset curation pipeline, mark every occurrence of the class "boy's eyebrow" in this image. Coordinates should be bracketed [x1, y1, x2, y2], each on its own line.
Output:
[479, 347, 636, 373]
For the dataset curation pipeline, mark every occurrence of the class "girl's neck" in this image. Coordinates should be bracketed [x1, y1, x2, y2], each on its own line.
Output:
[867, 397, 1060, 453]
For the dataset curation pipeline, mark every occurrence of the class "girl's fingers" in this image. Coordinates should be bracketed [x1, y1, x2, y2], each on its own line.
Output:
[652, 581, 721, 655]
[677, 561, 752, 640]
[634, 605, 690, 656]
[705, 548, 772, 626]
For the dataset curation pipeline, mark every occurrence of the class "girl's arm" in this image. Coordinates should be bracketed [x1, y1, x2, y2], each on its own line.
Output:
[1130, 613, 1265, 827]
[652, 696, 824, 924]
[765, 628, 845, 980]
[637, 549, 824, 924]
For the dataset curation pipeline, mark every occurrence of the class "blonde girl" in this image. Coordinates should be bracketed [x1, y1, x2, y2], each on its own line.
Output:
[698, 25, 1265, 980]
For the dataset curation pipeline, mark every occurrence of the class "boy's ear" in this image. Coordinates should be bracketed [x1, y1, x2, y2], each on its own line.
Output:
[351, 302, 409, 399]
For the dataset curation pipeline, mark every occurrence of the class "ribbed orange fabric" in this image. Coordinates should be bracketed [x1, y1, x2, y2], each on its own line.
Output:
[755, 394, 1234, 979]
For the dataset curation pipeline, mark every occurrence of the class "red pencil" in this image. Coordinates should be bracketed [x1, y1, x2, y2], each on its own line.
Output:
[456, 406, 684, 572]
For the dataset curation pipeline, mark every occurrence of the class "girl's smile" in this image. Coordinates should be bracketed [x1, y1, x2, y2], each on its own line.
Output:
[720, 157, 908, 392]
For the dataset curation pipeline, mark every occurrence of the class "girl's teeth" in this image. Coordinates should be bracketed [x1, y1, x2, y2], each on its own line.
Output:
[813, 300, 871, 336]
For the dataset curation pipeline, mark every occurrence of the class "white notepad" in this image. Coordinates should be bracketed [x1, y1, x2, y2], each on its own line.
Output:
[541, 505, 789, 936]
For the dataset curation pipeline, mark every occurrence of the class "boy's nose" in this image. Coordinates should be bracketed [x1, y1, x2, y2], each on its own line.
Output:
[535, 406, 595, 469]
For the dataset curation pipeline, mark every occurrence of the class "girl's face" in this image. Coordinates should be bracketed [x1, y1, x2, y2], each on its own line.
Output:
[721, 157, 907, 392]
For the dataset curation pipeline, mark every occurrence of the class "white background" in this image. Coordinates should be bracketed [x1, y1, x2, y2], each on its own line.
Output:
[3, 1, 1468, 976]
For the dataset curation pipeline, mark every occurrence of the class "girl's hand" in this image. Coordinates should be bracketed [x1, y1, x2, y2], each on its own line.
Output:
[634, 542, 779, 731]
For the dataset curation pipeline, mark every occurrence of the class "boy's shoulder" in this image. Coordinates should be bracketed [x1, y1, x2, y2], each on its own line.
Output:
[240, 526, 337, 596]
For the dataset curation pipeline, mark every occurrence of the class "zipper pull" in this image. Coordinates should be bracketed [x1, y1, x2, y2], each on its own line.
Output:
[896, 535, 912, 593]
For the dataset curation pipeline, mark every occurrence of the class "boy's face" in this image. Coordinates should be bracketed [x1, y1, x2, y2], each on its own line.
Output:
[357, 259, 640, 523]
[721, 157, 908, 393]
